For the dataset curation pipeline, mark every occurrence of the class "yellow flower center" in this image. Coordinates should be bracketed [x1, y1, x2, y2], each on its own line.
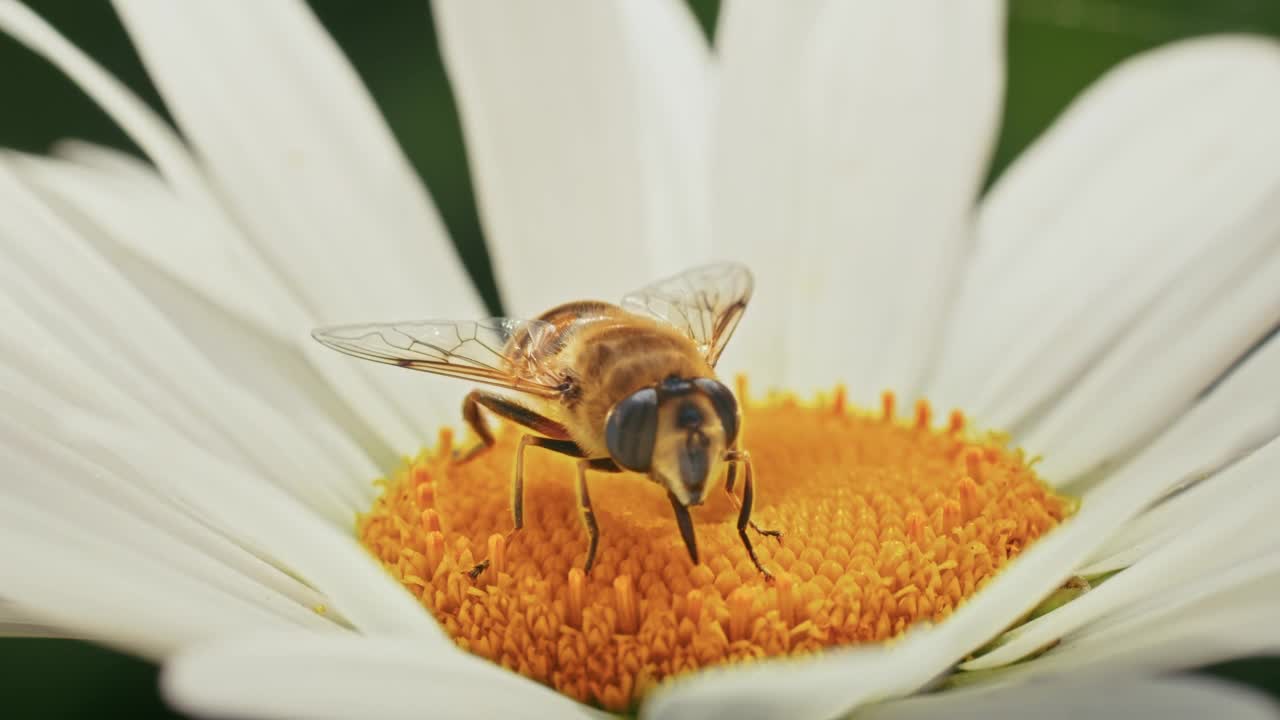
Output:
[358, 385, 1073, 712]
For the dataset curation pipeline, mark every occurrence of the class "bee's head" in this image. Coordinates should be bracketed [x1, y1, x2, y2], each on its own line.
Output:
[604, 376, 739, 506]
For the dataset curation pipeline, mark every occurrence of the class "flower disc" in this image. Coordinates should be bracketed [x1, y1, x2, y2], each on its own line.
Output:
[359, 388, 1073, 711]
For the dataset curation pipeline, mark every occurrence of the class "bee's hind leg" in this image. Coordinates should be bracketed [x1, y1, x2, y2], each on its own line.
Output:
[468, 433, 585, 581]
[455, 390, 572, 464]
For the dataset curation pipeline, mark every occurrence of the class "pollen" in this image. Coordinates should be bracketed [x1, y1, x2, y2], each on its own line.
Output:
[358, 387, 1073, 712]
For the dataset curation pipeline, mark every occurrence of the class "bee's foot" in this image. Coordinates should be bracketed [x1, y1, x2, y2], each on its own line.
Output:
[759, 567, 776, 584]
[467, 559, 490, 580]
[451, 445, 485, 466]
[753, 525, 784, 544]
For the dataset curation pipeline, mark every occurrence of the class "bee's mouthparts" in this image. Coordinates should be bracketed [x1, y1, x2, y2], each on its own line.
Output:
[678, 432, 712, 503]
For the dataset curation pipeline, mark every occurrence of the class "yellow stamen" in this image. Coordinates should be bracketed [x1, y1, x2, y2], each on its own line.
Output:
[358, 388, 1073, 712]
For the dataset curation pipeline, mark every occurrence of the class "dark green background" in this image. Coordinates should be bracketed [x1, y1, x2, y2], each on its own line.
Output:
[2, 1, 1277, 717]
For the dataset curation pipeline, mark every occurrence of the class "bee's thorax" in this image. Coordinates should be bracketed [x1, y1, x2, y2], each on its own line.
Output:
[528, 302, 715, 459]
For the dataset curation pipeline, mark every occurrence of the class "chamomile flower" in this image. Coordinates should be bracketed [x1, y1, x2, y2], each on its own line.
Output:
[1, 1, 1279, 718]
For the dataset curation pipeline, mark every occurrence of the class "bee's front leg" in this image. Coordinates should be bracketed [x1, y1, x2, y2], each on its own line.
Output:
[724, 449, 778, 581]
[575, 457, 622, 576]
[577, 459, 601, 575]
[723, 448, 783, 543]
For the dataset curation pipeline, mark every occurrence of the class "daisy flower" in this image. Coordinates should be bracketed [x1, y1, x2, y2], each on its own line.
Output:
[2, 1, 1280, 718]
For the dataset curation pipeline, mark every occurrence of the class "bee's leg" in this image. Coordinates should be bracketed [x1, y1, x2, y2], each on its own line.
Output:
[468, 434, 585, 581]
[456, 390, 571, 464]
[573, 457, 621, 575]
[576, 459, 601, 575]
[725, 450, 776, 581]
[723, 449, 783, 542]
[667, 491, 700, 568]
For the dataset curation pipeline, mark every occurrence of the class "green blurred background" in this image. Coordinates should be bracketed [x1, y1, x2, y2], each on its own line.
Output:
[1, 0, 1278, 717]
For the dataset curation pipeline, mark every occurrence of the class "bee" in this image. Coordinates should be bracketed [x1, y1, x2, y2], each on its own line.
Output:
[312, 262, 781, 580]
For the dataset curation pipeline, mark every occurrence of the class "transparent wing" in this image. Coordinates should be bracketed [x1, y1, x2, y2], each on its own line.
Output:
[621, 262, 754, 367]
[310, 318, 565, 398]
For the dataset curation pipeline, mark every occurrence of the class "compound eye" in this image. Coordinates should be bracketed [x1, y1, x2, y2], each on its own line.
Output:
[605, 388, 659, 472]
[693, 378, 740, 445]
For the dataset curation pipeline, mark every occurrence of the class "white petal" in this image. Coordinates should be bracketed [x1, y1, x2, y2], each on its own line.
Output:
[0, 386, 343, 617]
[711, 0, 1004, 394]
[2, 358, 417, 647]
[1056, 573, 1280, 672]
[0, 163, 370, 521]
[962, 433, 1280, 670]
[1081, 331, 1280, 574]
[0, 496, 301, 659]
[110, 0, 477, 317]
[0, 23, 452, 655]
[992, 557, 1280, 681]
[617, 0, 715, 281]
[162, 632, 603, 720]
[643, 626, 945, 720]
[13, 150, 389, 481]
[39, 141, 308, 345]
[0, 600, 63, 639]
[60, 414, 450, 644]
[859, 674, 1280, 720]
[0, 4, 302, 348]
[0, 0, 216, 208]
[0, 2, 431, 456]
[434, 0, 711, 314]
[1020, 228, 1280, 483]
[0, 221, 420, 640]
[930, 36, 1280, 426]
[0, 624, 64, 639]
[111, 0, 481, 439]
[0, 282, 216, 458]
[0, 405, 340, 631]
